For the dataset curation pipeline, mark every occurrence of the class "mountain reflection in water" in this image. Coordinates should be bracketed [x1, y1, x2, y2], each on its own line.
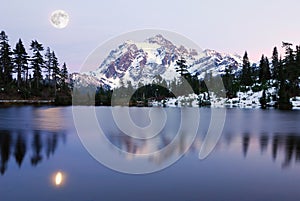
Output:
[2, 129, 300, 175]
[106, 129, 300, 169]
[1, 106, 300, 176]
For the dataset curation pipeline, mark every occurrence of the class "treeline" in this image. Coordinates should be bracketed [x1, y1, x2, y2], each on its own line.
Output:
[221, 42, 300, 109]
[0, 31, 71, 105]
[93, 58, 208, 106]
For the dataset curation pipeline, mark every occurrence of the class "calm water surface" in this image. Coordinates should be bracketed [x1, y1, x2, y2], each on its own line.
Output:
[0, 106, 300, 201]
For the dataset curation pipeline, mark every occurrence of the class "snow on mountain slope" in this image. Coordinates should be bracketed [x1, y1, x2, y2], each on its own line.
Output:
[72, 34, 243, 89]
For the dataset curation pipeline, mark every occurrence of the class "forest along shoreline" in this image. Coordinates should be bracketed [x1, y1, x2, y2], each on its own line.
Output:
[0, 30, 72, 106]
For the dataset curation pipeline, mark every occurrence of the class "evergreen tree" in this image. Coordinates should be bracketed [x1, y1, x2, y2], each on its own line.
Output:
[282, 42, 298, 96]
[13, 39, 28, 88]
[278, 57, 284, 83]
[271, 47, 279, 81]
[0, 31, 13, 86]
[222, 65, 235, 97]
[258, 55, 271, 85]
[278, 79, 292, 109]
[190, 74, 200, 95]
[264, 57, 271, 81]
[30, 40, 44, 90]
[44, 47, 52, 83]
[240, 51, 253, 86]
[0, 32, 4, 83]
[277, 56, 292, 110]
[60, 62, 68, 89]
[51, 51, 60, 94]
[54, 62, 71, 105]
[296, 45, 300, 64]
[175, 58, 199, 95]
[296, 45, 300, 71]
[175, 58, 189, 77]
[294, 45, 300, 94]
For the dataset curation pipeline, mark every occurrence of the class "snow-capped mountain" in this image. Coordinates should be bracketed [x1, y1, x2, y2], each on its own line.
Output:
[72, 34, 243, 89]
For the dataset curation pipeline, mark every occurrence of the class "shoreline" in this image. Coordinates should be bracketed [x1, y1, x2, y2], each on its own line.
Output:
[1, 99, 299, 110]
[0, 99, 55, 105]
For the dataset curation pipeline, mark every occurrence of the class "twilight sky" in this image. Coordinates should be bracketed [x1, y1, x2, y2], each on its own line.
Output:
[1, 0, 299, 72]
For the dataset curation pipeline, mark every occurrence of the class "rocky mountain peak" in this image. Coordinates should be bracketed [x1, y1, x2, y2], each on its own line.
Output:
[73, 35, 244, 89]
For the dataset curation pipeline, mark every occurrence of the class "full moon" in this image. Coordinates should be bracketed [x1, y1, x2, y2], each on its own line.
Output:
[50, 10, 69, 29]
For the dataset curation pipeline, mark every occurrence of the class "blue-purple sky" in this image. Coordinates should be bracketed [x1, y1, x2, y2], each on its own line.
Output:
[1, 0, 299, 72]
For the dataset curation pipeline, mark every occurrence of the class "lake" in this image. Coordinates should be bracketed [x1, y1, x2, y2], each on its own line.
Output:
[1, 106, 300, 201]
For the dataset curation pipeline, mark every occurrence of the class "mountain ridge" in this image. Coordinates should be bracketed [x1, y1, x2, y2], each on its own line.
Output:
[72, 34, 244, 89]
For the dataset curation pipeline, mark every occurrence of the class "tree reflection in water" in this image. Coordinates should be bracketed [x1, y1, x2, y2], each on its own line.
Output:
[0, 130, 66, 175]
[2, 128, 300, 175]
[14, 132, 26, 167]
[0, 131, 11, 175]
[107, 130, 300, 169]
[241, 133, 300, 169]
